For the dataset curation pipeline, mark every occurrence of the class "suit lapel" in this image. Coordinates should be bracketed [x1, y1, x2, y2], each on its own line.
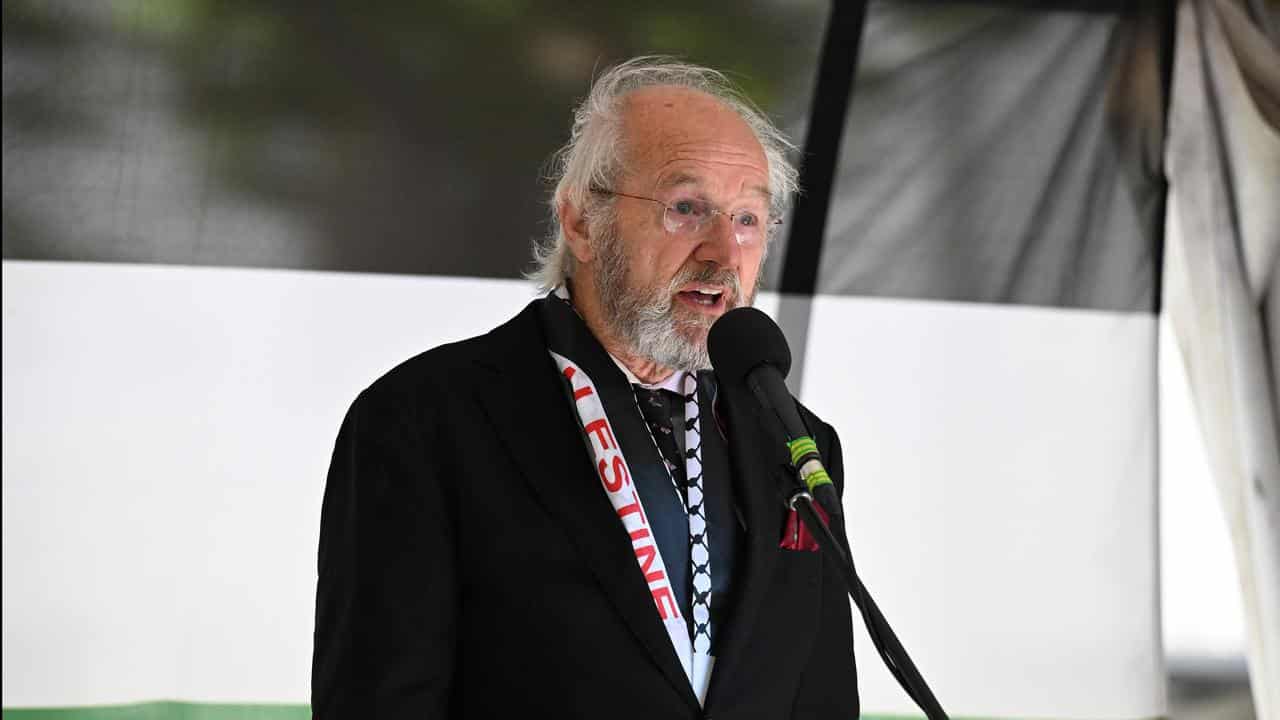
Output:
[472, 303, 701, 711]
[704, 376, 791, 705]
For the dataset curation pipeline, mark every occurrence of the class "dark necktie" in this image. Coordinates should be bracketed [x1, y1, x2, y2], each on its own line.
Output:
[633, 386, 687, 490]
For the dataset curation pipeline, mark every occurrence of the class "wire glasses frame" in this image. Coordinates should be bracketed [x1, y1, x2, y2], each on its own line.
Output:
[590, 188, 781, 246]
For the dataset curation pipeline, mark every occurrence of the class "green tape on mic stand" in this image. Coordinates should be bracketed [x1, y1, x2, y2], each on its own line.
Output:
[786, 436, 832, 493]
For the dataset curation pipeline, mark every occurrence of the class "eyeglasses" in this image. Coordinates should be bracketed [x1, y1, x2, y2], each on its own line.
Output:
[591, 188, 781, 246]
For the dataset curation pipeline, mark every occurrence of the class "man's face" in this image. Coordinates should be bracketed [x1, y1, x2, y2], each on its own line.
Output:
[591, 87, 771, 371]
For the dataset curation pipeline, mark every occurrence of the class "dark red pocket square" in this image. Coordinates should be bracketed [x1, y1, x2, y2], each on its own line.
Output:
[779, 501, 830, 552]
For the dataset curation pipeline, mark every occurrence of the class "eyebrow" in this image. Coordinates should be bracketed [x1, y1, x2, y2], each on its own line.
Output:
[655, 172, 773, 201]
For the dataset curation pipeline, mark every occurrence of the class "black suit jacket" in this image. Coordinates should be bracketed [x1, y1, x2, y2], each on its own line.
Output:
[312, 300, 859, 719]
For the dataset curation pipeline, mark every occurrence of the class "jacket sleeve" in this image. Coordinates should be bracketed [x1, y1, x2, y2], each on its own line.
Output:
[792, 424, 860, 719]
[311, 386, 458, 719]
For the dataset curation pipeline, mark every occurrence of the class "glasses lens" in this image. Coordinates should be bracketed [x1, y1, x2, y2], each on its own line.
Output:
[732, 207, 772, 246]
[664, 198, 710, 234]
[734, 225, 764, 246]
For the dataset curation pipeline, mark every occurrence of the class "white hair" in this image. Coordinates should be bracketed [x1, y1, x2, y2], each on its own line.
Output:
[527, 56, 800, 290]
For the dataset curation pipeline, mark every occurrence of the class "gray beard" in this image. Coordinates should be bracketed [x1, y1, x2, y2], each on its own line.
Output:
[592, 221, 751, 372]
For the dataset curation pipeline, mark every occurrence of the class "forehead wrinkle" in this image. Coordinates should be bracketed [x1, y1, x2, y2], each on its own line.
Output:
[654, 156, 765, 175]
[651, 141, 769, 182]
[664, 138, 760, 155]
[650, 158, 770, 202]
[660, 142, 764, 169]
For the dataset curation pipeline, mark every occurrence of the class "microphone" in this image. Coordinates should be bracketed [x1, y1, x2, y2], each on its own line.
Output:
[707, 307, 842, 521]
[709, 311, 949, 719]
[708, 310, 950, 719]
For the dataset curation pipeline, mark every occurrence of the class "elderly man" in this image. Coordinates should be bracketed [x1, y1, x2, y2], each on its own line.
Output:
[312, 57, 859, 719]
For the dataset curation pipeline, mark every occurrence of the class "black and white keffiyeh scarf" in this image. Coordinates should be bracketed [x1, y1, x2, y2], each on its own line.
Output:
[539, 290, 716, 702]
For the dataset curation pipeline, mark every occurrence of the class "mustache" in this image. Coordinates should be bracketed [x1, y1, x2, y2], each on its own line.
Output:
[668, 263, 742, 306]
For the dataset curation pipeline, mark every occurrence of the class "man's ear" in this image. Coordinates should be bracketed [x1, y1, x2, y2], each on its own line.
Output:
[559, 198, 595, 264]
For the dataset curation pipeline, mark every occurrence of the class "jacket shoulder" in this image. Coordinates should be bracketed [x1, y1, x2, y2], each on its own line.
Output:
[796, 400, 837, 444]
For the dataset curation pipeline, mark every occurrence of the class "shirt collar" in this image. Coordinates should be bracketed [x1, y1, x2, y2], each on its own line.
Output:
[609, 353, 688, 394]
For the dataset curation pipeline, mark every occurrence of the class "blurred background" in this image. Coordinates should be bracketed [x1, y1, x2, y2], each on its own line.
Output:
[4, 1, 1277, 718]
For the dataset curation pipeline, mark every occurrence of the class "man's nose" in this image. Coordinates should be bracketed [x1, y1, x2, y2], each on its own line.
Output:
[692, 212, 742, 269]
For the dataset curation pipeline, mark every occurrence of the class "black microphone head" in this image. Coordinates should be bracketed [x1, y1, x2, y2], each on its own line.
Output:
[707, 306, 792, 383]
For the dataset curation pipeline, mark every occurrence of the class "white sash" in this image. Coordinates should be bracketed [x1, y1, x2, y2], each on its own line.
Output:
[549, 351, 714, 703]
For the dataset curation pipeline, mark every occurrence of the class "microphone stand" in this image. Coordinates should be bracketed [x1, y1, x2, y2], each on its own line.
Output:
[786, 485, 950, 720]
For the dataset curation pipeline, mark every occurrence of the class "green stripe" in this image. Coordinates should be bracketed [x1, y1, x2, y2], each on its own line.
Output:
[787, 435, 819, 465]
[802, 465, 834, 492]
[2, 702, 309, 720]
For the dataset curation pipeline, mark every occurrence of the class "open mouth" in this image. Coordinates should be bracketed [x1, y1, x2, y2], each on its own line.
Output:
[675, 287, 727, 313]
